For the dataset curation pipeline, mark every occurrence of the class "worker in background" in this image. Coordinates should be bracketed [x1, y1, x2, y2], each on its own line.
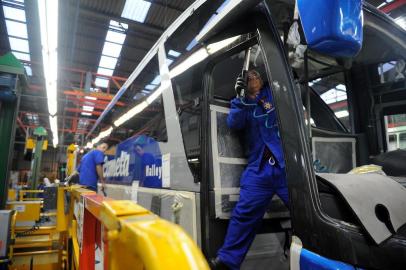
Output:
[134, 143, 161, 188]
[77, 141, 108, 192]
[210, 70, 289, 270]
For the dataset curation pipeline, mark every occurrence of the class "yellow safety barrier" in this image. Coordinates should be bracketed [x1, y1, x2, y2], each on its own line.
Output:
[5, 186, 209, 270]
[70, 188, 209, 270]
[101, 200, 209, 270]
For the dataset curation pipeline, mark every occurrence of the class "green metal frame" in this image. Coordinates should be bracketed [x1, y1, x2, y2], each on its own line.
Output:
[0, 53, 26, 208]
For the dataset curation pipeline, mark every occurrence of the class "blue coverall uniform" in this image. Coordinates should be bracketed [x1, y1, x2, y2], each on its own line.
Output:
[217, 84, 289, 269]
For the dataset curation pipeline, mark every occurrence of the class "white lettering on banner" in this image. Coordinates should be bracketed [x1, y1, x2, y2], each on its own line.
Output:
[145, 164, 162, 179]
[103, 151, 130, 177]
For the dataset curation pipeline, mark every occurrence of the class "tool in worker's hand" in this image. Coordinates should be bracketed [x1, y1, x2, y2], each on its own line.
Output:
[236, 47, 252, 98]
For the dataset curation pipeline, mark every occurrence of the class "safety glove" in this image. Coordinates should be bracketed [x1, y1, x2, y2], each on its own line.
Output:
[235, 73, 247, 98]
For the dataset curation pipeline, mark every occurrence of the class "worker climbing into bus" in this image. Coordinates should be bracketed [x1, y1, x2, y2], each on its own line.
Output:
[210, 70, 289, 270]
[77, 141, 108, 192]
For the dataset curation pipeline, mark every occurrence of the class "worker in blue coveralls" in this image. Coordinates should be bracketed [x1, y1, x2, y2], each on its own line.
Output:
[135, 143, 161, 188]
[210, 70, 289, 270]
[77, 142, 108, 192]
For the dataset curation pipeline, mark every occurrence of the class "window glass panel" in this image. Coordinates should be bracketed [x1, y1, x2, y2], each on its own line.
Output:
[385, 114, 406, 151]
[310, 72, 351, 132]
[105, 54, 166, 143]
[378, 60, 405, 83]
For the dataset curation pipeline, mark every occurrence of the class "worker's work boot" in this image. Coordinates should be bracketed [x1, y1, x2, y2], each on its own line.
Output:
[209, 257, 229, 270]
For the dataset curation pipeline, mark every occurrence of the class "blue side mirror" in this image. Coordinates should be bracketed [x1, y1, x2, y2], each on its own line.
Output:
[298, 0, 363, 58]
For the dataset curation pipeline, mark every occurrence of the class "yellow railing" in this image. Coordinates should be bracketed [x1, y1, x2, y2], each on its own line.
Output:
[71, 188, 210, 270]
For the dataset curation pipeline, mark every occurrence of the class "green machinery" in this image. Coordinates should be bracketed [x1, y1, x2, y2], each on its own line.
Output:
[0, 53, 26, 209]
[29, 126, 48, 189]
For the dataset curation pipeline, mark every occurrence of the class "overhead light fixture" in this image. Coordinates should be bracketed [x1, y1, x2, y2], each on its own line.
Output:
[91, 126, 113, 145]
[114, 101, 148, 127]
[49, 116, 58, 147]
[206, 36, 239, 54]
[121, 0, 151, 23]
[38, 0, 59, 146]
[113, 81, 169, 127]
[170, 36, 240, 79]
[169, 48, 208, 78]
[146, 84, 165, 104]
[85, 96, 97, 100]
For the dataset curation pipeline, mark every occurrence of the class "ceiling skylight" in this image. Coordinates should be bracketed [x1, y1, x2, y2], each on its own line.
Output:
[150, 75, 160, 85]
[94, 20, 128, 89]
[6, 20, 28, 38]
[99, 55, 118, 69]
[102, 42, 123, 58]
[3, 6, 26, 22]
[9, 37, 29, 52]
[168, 50, 181, 58]
[12, 51, 30, 61]
[106, 30, 126, 44]
[95, 77, 110, 88]
[166, 58, 174, 66]
[3, 1, 32, 64]
[24, 65, 32, 76]
[97, 67, 114, 76]
[145, 84, 156, 90]
[121, 0, 151, 23]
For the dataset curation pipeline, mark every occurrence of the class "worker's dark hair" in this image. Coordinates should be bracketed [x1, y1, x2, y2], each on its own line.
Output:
[247, 69, 264, 86]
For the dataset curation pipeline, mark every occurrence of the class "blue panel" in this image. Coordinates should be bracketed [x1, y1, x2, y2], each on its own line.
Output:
[297, 0, 363, 58]
[300, 248, 356, 270]
[104, 135, 163, 188]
